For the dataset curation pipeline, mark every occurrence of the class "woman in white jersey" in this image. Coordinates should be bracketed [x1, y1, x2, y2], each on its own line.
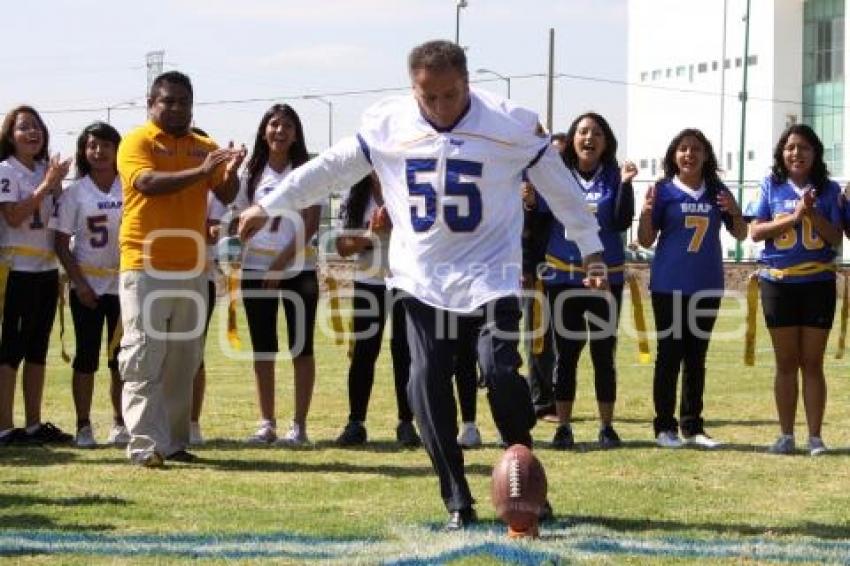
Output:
[236, 104, 319, 446]
[0, 106, 72, 446]
[52, 122, 125, 448]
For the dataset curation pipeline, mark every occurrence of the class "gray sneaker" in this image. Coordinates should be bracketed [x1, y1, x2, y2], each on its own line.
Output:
[808, 436, 827, 457]
[768, 435, 795, 455]
[275, 422, 309, 446]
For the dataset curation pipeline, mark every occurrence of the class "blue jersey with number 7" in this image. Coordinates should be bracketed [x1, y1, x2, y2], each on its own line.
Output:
[649, 178, 729, 294]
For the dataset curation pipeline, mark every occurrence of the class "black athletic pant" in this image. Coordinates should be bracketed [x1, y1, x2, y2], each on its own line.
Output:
[548, 284, 623, 403]
[523, 294, 555, 415]
[403, 294, 535, 512]
[454, 326, 478, 423]
[651, 292, 720, 436]
[347, 282, 413, 423]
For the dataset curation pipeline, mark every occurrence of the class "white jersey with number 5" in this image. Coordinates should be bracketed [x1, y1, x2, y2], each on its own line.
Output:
[50, 175, 123, 295]
[0, 157, 57, 272]
[259, 88, 603, 313]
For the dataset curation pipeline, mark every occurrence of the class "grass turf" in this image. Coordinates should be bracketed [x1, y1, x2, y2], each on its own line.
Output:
[2, 293, 850, 564]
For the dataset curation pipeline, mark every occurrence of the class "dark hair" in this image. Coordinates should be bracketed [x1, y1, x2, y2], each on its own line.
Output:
[341, 175, 374, 229]
[75, 122, 121, 178]
[562, 113, 619, 173]
[0, 105, 49, 163]
[770, 123, 829, 194]
[662, 128, 723, 192]
[408, 40, 468, 79]
[149, 71, 193, 99]
[245, 104, 309, 200]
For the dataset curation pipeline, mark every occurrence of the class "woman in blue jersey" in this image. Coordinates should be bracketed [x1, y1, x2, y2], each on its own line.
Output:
[748, 124, 842, 456]
[637, 128, 747, 449]
[534, 113, 635, 449]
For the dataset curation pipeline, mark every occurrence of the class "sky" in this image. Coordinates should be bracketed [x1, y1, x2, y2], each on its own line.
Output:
[1, 0, 627, 160]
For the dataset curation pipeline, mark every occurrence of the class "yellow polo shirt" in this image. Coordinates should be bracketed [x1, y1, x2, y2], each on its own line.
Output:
[117, 121, 223, 272]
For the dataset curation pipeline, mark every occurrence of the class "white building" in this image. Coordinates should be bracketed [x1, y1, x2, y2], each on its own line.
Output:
[626, 0, 845, 258]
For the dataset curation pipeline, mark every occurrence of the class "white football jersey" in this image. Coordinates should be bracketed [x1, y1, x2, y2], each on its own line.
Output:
[50, 175, 122, 295]
[206, 192, 227, 282]
[233, 164, 317, 273]
[259, 88, 603, 312]
[0, 157, 58, 272]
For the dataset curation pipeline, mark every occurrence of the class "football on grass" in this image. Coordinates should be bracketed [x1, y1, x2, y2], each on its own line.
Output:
[490, 444, 547, 532]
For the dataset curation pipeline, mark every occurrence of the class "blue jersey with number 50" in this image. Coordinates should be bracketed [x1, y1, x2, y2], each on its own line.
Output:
[744, 176, 840, 283]
[649, 178, 728, 294]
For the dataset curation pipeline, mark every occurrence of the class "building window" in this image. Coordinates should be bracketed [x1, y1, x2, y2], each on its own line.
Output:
[726, 152, 732, 171]
[804, 0, 845, 175]
[639, 159, 648, 169]
[689, 64, 694, 82]
[724, 58, 731, 69]
[735, 57, 742, 67]
[651, 159, 657, 176]
[747, 54, 758, 66]
[640, 71, 648, 82]
[747, 150, 755, 161]
[712, 61, 719, 71]
[676, 65, 686, 77]
[698, 62, 708, 73]
[652, 69, 662, 80]
[666, 68, 672, 78]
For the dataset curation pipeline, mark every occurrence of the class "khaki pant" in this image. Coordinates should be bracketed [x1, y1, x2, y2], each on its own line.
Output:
[118, 270, 206, 461]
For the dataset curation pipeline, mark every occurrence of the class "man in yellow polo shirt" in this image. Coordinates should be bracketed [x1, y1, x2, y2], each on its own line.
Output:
[117, 71, 245, 467]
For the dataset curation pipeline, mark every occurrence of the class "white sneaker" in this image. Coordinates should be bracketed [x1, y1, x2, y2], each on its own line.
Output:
[75, 425, 97, 448]
[768, 434, 795, 455]
[656, 431, 683, 448]
[457, 422, 482, 449]
[189, 422, 204, 446]
[106, 424, 130, 446]
[245, 421, 277, 445]
[808, 436, 827, 457]
[275, 422, 308, 446]
[681, 433, 721, 449]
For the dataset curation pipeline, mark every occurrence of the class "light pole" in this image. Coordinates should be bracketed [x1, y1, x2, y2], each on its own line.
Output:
[304, 95, 333, 148]
[455, 0, 468, 45]
[106, 100, 138, 124]
[476, 68, 510, 98]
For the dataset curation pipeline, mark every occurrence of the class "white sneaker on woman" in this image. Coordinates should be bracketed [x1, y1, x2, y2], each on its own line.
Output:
[245, 421, 277, 445]
[656, 431, 683, 448]
[275, 422, 309, 446]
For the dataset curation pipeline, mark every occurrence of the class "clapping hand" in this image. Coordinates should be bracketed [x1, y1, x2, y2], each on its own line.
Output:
[716, 189, 741, 216]
[620, 161, 638, 184]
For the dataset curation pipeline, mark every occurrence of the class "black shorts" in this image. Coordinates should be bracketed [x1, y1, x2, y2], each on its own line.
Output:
[69, 290, 120, 373]
[241, 270, 318, 357]
[760, 278, 836, 329]
[0, 270, 59, 367]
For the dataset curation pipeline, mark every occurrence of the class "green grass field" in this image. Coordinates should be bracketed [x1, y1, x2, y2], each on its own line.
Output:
[3, 292, 850, 565]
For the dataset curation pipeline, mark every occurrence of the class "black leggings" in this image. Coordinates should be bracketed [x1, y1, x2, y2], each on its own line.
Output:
[0, 270, 58, 368]
[548, 284, 623, 403]
[241, 270, 319, 357]
[346, 282, 412, 423]
[651, 292, 720, 436]
[69, 290, 120, 373]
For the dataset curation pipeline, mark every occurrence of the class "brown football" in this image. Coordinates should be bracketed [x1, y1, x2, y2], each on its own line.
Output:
[490, 444, 547, 532]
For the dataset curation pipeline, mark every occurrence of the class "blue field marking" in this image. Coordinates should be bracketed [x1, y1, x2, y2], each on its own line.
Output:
[2, 525, 850, 563]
